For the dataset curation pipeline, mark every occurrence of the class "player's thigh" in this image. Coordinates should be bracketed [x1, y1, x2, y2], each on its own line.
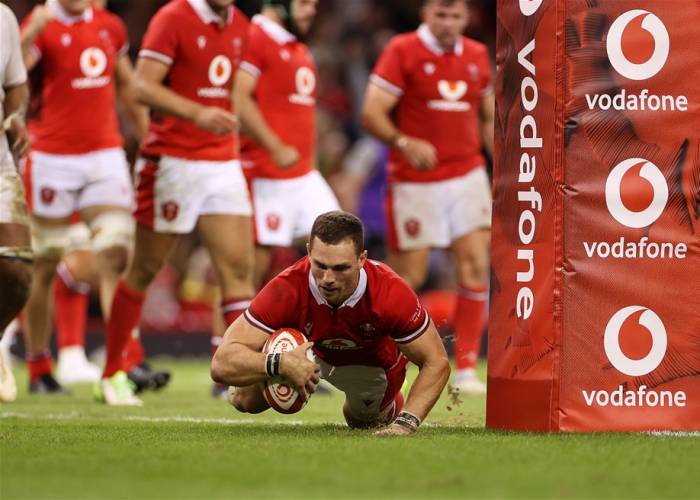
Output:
[387, 248, 431, 290]
[450, 229, 491, 286]
[124, 223, 180, 290]
[196, 214, 253, 276]
[292, 171, 340, 240]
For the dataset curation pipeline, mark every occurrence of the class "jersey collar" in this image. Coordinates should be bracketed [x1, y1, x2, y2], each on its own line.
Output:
[187, 0, 234, 26]
[417, 23, 463, 56]
[308, 267, 368, 309]
[252, 14, 296, 45]
[47, 0, 93, 25]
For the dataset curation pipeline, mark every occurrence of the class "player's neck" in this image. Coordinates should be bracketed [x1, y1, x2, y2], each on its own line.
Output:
[205, 0, 229, 24]
[261, 8, 284, 27]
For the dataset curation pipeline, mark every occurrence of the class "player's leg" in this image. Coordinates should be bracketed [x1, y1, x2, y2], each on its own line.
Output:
[54, 222, 100, 384]
[447, 169, 492, 394]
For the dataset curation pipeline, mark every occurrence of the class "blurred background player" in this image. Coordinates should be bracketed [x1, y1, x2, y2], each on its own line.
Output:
[212, 211, 450, 436]
[235, 0, 339, 288]
[0, 3, 32, 404]
[362, 0, 494, 394]
[19, 0, 148, 394]
[101, 0, 254, 405]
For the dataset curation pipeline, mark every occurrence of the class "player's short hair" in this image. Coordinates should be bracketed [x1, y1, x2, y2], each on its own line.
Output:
[422, 0, 469, 7]
[309, 211, 365, 256]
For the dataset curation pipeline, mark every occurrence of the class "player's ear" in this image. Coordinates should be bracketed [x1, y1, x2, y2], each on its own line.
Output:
[306, 242, 311, 255]
[358, 250, 368, 265]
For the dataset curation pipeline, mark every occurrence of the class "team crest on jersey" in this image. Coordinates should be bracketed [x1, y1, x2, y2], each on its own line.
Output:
[359, 323, 376, 338]
[423, 62, 436, 75]
[303, 323, 313, 336]
[161, 201, 179, 222]
[197, 36, 207, 49]
[289, 67, 316, 106]
[428, 80, 471, 112]
[40, 187, 56, 205]
[319, 338, 361, 350]
[467, 63, 479, 80]
[61, 33, 72, 47]
[404, 218, 421, 238]
[266, 213, 281, 231]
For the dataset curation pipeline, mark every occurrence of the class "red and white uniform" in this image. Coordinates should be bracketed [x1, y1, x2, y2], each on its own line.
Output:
[371, 24, 493, 250]
[238, 15, 338, 246]
[245, 257, 430, 419]
[22, 1, 132, 218]
[135, 0, 252, 233]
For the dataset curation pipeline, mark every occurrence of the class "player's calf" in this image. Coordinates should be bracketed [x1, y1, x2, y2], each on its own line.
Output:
[0, 260, 30, 331]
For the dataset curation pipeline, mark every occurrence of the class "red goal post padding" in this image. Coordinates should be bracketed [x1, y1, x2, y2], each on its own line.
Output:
[488, 0, 700, 432]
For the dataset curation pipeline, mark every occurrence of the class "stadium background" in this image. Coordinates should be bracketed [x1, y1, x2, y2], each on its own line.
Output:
[4, 0, 496, 358]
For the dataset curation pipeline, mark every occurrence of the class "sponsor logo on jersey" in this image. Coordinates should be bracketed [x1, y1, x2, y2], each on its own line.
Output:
[582, 158, 687, 260]
[198, 55, 232, 98]
[581, 306, 686, 408]
[72, 47, 110, 89]
[289, 67, 316, 106]
[428, 80, 470, 111]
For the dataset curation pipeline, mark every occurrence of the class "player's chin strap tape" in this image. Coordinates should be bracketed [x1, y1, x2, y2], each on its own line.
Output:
[88, 211, 135, 252]
[393, 411, 421, 433]
[265, 352, 282, 378]
[0, 246, 33, 263]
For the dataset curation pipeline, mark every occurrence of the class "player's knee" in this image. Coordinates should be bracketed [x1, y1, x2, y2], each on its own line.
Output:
[88, 211, 135, 254]
[231, 388, 266, 414]
[97, 245, 129, 277]
[31, 222, 68, 261]
[342, 400, 382, 429]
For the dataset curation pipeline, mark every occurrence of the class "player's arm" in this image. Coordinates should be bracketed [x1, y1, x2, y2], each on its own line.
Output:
[133, 57, 236, 135]
[479, 92, 495, 158]
[361, 82, 437, 170]
[211, 315, 320, 392]
[114, 55, 149, 142]
[376, 322, 450, 436]
[233, 69, 299, 169]
[19, 5, 53, 71]
[3, 82, 30, 158]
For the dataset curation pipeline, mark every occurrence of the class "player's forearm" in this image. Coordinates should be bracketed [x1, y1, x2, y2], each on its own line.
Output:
[403, 357, 450, 422]
[361, 107, 401, 146]
[119, 90, 149, 142]
[134, 78, 203, 123]
[237, 93, 284, 152]
[211, 342, 269, 386]
[3, 83, 29, 118]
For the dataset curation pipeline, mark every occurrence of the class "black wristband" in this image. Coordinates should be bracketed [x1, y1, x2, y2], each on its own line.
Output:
[265, 353, 275, 378]
[393, 411, 421, 431]
[265, 352, 283, 378]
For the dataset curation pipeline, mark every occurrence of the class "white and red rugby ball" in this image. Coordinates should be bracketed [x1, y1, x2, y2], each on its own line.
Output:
[262, 328, 314, 414]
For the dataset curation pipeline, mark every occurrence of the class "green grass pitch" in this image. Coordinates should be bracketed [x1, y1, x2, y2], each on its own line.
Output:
[2, 360, 699, 499]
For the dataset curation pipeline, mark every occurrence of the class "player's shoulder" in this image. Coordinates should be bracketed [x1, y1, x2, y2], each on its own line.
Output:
[364, 259, 413, 300]
[384, 31, 420, 53]
[231, 5, 249, 28]
[150, 0, 191, 26]
[460, 36, 489, 57]
[92, 7, 127, 34]
[256, 257, 309, 305]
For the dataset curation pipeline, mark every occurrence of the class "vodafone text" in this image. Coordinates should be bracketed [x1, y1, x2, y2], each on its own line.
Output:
[582, 385, 687, 408]
[515, 0, 545, 320]
[582, 237, 687, 259]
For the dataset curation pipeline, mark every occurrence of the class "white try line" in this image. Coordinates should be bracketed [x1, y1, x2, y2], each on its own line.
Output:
[647, 430, 700, 437]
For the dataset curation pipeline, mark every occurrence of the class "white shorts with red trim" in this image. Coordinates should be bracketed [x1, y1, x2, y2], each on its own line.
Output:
[386, 167, 492, 251]
[249, 171, 339, 246]
[0, 160, 29, 226]
[25, 148, 133, 219]
[134, 155, 252, 233]
[313, 353, 407, 423]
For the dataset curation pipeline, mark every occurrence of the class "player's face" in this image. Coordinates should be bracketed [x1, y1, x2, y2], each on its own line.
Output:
[206, 0, 235, 13]
[422, 1, 469, 51]
[292, 0, 319, 35]
[308, 237, 367, 307]
[58, 0, 90, 15]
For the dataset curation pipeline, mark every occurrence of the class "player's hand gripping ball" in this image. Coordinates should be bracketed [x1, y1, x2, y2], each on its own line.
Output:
[262, 328, 315, 414]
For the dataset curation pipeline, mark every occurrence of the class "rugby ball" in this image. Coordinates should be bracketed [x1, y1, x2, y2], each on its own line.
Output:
[262, 328, 314, 414]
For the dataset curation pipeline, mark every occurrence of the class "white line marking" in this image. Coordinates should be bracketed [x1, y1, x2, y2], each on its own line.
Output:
[647, 430, 700, 437]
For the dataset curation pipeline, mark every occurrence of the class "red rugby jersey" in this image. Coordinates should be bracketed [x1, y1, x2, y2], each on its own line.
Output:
[24, 5, 127, 154]
[371, 24, 493, 183]
[239, 15, 316, 179]
[245, 257, 431, 369]
[139, 0, 248, 161]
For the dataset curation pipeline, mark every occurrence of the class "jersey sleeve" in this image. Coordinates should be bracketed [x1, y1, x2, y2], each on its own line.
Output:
[369, 37, 406, 97]
[244, 276, 300, 334]
[4, 9, 27, 87]
[477, 45, 494, 96]
[107, 13, 130, 58]
[239, 25, 266, 79]
[385, 278, 431, 344]
[139, 8, 179, 66]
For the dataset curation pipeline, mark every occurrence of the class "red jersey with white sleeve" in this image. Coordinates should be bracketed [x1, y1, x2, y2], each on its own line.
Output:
[23, 4, 127, 154]
[139, 0, 248, 161]
[239, 15, 316, 180]
[370, 24, 493, 183]
[244, 257, 431, 369]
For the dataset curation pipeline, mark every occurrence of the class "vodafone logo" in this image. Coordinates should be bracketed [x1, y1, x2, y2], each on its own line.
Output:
[295, 67, 316, 97]
[605, 158, 667, 228]
[437, 80, 468, 101]
[606, 10, 669, 81]
[604, 306, 667, 377]
[208, 55, 232, 86]
[79, 48, 107, 78]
